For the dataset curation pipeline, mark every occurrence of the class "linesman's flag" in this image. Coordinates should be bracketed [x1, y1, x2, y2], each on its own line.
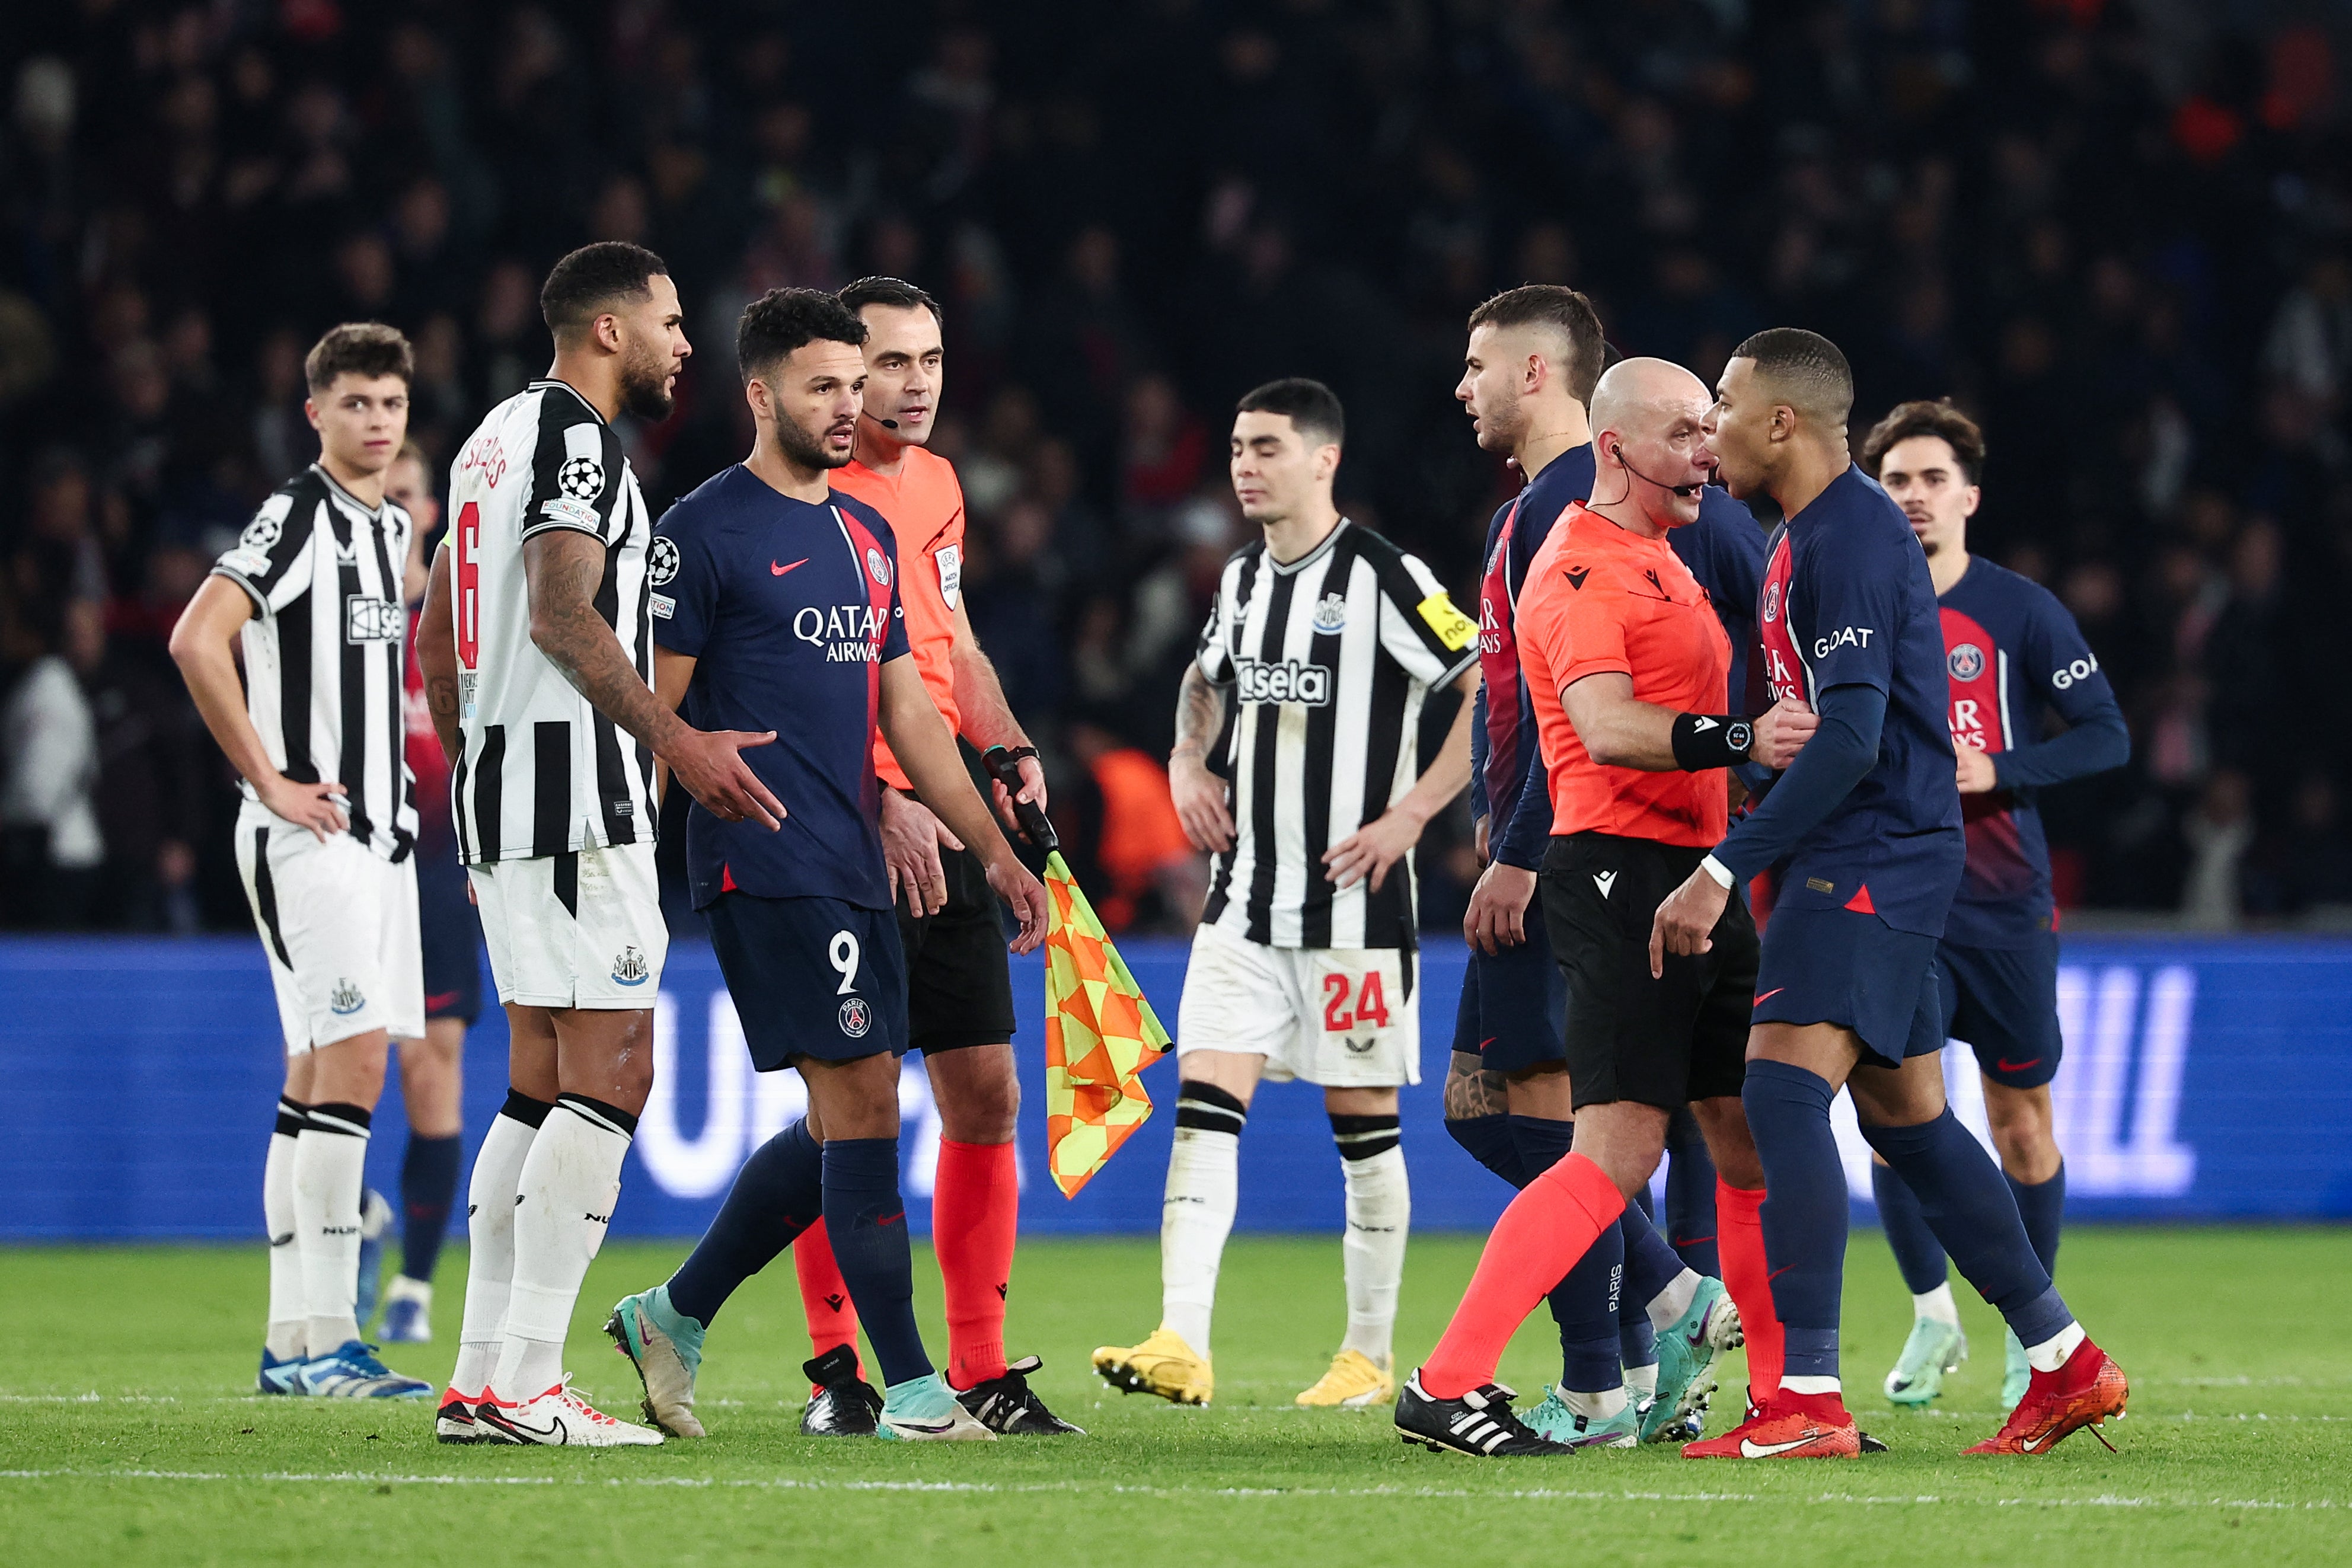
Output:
[1040, 852, 1172, 1197]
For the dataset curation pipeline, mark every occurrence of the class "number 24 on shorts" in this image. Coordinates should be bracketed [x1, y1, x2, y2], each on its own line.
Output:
[1321, 969, 1393, 1033]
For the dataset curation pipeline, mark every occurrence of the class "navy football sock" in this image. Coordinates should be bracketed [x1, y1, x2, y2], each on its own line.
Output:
[1506, 1113, 1574, 1176]
[1632, 1179, 1656, 1220]
[1664, 1107, 1721, 1276]
[1620, 1205, 1687, 1311]
[1554, 1212, 1626, 1394]
[667, 1119, 824, 1328]
[2008, 1163, 2065, 1281]
[1742, 1061, 1848, 1382]
[1619, 1302, 1658, 1372]
[1445, 1114, 1527, 1188]
[1860, 1110, 2072, 1349]
[1871, 1158, 1951, 1295]
[822, 1136, 933, 1387]
[398, 1132, 462, 1283]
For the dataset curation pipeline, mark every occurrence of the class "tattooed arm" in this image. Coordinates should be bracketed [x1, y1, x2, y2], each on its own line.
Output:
[1169, 660, 1233, 852]
[522, 528, 786, 828]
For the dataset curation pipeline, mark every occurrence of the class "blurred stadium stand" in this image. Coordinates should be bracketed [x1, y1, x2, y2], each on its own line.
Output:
[1, 0, 2350, 936]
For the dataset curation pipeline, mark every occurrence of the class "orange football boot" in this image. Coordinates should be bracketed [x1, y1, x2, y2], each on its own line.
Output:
[1964, 1339, 2127, 1455]
[1683, 1390, 1860, 1459]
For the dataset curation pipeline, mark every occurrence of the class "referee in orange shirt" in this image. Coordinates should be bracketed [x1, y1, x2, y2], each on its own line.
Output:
[1397, 358, 1810, 1455]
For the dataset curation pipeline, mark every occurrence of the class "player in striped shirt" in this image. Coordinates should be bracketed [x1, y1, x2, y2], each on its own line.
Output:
[170, 322, 431, 1401]
[1094, 379, 1479, 1411]
[416, 244, 781, 1446]
[1858, 401, 2130, 1413]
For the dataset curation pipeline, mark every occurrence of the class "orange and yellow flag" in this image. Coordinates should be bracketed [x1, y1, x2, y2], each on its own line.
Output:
[1041, 851, 1172, 1197]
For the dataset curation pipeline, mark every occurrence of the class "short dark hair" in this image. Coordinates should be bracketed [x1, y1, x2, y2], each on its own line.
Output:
[540, 242, 669, 339]
[1466, 285, 1607, 404]
[736, 287, 869, 382]
[1235, 377, 1345, 448]
[839, 275, 944, 327]
[304, 322, 412, 392]
[1861, 398, 1986, 484]
[1729, 327, 1853, 426]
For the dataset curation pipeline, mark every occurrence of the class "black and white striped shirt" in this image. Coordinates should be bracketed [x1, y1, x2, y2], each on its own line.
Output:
[445, 379, 659, 864]
[1196, 519, 1479, 949]
[211, 464, 418, 861]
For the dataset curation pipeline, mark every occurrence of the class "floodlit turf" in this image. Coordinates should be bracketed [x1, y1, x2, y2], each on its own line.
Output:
[2, 1229, 2345, 1566]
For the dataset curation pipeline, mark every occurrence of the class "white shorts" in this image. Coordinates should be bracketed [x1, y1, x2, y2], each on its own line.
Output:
[468, 841, 668, 1010]
[235, 801, 424, 1055]
[1175, 921, 1421, 1088]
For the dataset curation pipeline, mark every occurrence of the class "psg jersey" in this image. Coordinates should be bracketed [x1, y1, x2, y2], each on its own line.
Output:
[1936, 555, 2123, 948]
[1750, 465, 1964, 936]
[651, 466, 911, 911]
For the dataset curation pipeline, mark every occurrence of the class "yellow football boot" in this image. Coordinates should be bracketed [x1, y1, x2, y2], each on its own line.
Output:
[1295, 1349, 1394, 1409]
[1093, 1327, 1213, 1406]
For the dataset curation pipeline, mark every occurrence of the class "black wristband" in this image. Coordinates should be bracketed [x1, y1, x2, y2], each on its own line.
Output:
[1670, 713, 1753, 772]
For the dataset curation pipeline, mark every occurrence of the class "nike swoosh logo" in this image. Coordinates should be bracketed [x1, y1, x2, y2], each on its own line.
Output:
[878, 1211, 905, 1227]
[1996, 1057, 2041, 1072]
[1741, 1433, 1824, 1457]
[502, 1414, 564, 1442]
[1477, 1037, 1497, 1052]
[2020, 1430, 2051, 1451]
[1753, 988, 1786, 1007]
[772, 558, 809, 576]
[425, 991, 461, 1010]
[892, 1418, 957, 1434]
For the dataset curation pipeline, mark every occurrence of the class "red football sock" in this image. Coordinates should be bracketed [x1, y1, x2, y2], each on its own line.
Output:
[1716, 1178, 1782, 1406]
[1419, 1153, 1625, 1399]
[794, 1217, 864, 1386]
[934, 1138, 1018, 1389]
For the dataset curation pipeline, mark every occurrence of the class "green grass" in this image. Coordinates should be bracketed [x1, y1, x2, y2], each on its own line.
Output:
[2, 1229, 2346, 1566]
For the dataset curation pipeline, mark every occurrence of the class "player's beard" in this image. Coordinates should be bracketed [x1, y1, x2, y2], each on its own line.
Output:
[618, 340, 676, 421]
[771, 407, 853, 471]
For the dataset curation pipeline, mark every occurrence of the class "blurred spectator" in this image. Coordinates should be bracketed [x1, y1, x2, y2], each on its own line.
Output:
[1058, 720, 1204, 935]
[1, 599, 104, 926]
[2181, 769, 2257, 931]
[1, 1, 2348, 931]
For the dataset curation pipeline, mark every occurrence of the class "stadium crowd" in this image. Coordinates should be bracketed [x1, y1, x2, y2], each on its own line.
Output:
[0, 0, 2347, 934]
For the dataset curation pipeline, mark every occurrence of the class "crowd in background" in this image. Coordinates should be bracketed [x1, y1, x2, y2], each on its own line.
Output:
[1, 0, 2348, 935]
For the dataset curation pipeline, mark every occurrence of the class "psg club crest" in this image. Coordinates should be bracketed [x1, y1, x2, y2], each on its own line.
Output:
[838, 995, 873, 1038]
[610, 946, 651, 987]
[1761, 580, 1782, 624]
[1311, 592, 1348, 634]
[1948, 643, 1986, 682]
[648, 536, 680, 586]
[328, 978, 365, 1015]
[866, 547, 892, 587]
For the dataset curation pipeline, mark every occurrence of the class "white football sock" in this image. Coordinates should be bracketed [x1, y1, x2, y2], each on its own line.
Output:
[490, 1095, 633, 1403]
[1913, 1282, 1961, 1327]
[453, 1102, 544, 1396]
[1160, 1123, 1240, 1358]
[263, 1098, 305, 1361]
[1623, 1362, 1659, 1398]
[2025, 1321, 2086, 1374]
[1643, 1267, 1702, 1333]
[292, 1103, 371, 1353]
[1336, 1135, 1408, 1366]
[1563, 1385, 1629, 1419]
[1780, 1374, 1842, 1395]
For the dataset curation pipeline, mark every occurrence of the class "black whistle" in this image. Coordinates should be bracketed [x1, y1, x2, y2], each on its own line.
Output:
[981, 745, 1058, 854]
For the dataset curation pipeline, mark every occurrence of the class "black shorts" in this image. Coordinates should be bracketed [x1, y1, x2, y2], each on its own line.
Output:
[1451, 895, 1567, 1075]
[1939, 934, 2062, 1088]
[416, 833, 483, 1026]
[895, 836, 1017, 1055]
[706, 891, 909, 1069]
[1540, 833, 1757, 1112]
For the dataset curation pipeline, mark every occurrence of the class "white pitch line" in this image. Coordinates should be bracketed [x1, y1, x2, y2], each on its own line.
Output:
[0, 1468, 2341, 1512]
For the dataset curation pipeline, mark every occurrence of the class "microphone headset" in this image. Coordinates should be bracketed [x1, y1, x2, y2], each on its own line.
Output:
[1612, 443, 1707, 497]
[861, 408, 901, 430]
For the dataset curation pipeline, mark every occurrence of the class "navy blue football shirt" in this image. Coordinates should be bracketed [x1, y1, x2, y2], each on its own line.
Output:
[1741, 464, 1964, 936]
[1936, 555, 2127, 947]
[650, 465, 911, 911]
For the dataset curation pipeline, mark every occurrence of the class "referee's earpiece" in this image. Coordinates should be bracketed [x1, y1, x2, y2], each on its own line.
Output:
[1612, 442, 1706, 499]
[861, 408, 901, 430]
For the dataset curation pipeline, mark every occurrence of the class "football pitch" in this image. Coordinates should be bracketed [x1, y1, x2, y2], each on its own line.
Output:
[3, 1228, 2345, 1566]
